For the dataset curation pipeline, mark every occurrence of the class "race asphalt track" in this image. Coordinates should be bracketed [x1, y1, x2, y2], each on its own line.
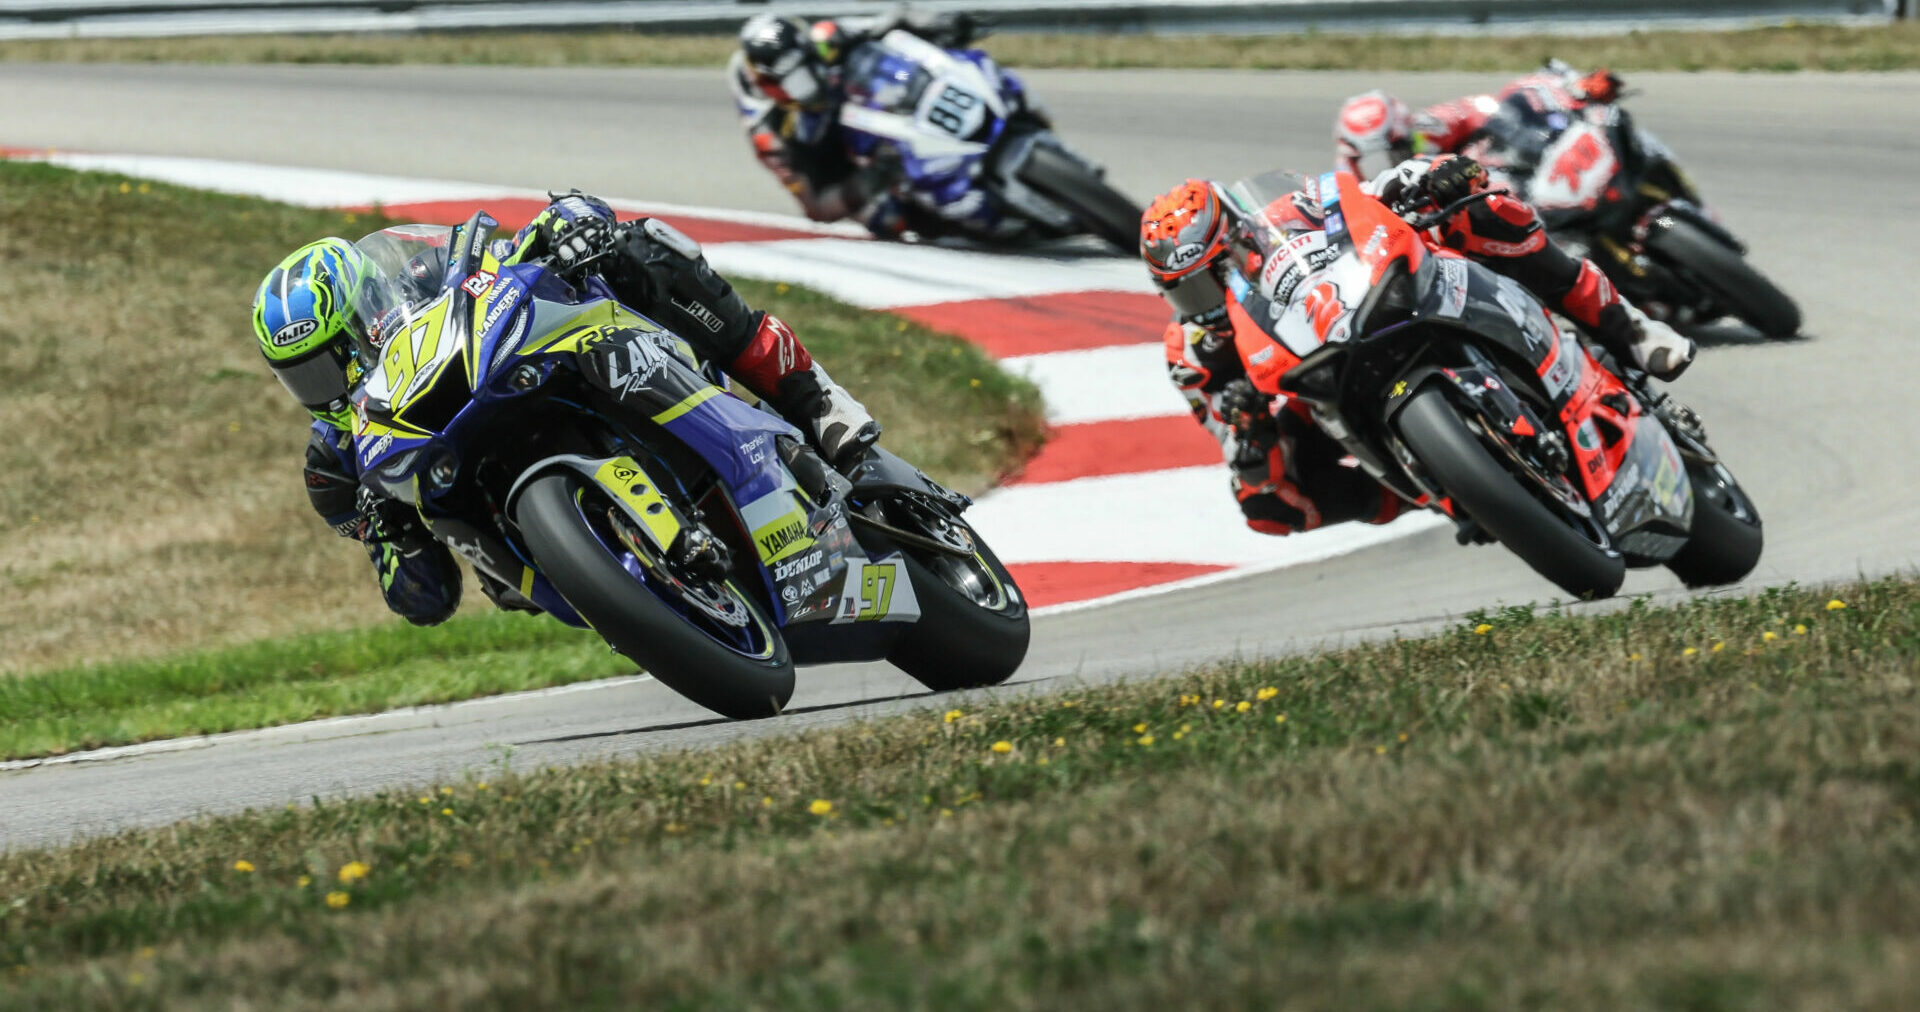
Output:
[3, 65, 1916, 850]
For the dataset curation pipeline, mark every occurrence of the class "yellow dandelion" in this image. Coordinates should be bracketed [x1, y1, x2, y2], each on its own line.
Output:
[439, 786, 453, 796]
[699, 777, 711, 787]
[734, 780, 746, 790]
[325, 891, 351, 910]
[1138, 735, 1155, 746]
[940, 808, 953, 817]
[1060, 700, 1078, 708]
[1683, 647, 1699, 657]
[775, 282, 790, 294]
[1212, 699, 1225, 709]
[297, 875, 311, 888]
[761, 796, 773, 807]
[1235, 701, 1251, 713]
[1793, 624, 1808, 635]
[1398, 732, 1409, 743]
[943, 708, 964, 723]
[417, 797, 431, 805]
[226, 420, 241, 433]
[1179, 724, 1191, 733]
[117, 181, 130, 194]
[808, 799, 834, 816]
[476, 782, 488, 791]
[1762, 631, 1779, 642]
[1628, 652, 1643, 661]
[337, 861, 370, 884]
[1053, 737, 1065, 747]
[969, 378, 982, 388]
[1132, 722, 1148, 734]
[232, 860, 255, 873]
[990, 741, 1013, 754]
[1275, 713, 1288, 725]
[1712, 642, 1726, 653]
[665, 823, 685, 834]
[137, 182, 151, 194]
[441, 808, 453, 816]
[1256, 687, 1279, 701]
[1826, 599, 1847, 611]
[341, 210, 356, 223]
[1036, 757, 1049, 766]
[1374, 745, 1388, 755]
[1473, 623, 1493, 635]
[1172, 732, 1185, 740]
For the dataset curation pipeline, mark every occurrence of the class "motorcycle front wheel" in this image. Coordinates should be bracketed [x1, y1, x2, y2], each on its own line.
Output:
[1665, 459, 1763, 588]
[514, 472, 794, 719]
[1395, 385, 1625, 599]
[1018, 143, 1143, 254]
[1644, 217, 1801, 339]
[885, 520, 1030, 693]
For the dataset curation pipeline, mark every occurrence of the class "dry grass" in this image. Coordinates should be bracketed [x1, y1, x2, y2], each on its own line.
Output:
[2, 578, 1916, 1008]
[0, 162, 1040, 675]
[5, 23, 1920, 72]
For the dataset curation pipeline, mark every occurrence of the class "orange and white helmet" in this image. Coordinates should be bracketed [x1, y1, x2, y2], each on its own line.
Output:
[1335, 90, 1414, 175]
[1140, 178, 1232, 284]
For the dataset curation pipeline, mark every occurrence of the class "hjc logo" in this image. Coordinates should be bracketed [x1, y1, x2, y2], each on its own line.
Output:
[1301, 283, 1344, 342]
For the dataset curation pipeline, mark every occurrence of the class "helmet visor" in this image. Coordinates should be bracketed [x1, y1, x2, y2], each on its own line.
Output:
[346, 225, 454, 361]
[270, 345, 351, 412]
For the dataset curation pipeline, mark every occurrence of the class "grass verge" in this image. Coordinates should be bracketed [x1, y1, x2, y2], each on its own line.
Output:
[0, 160, 1041, 676]
[5, 23, 1920, 72]
[4, 578, 1918, 1007]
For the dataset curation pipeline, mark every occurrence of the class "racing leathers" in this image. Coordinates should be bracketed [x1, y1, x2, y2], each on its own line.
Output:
[304, 193, 879, 625]
[1337, 61, 1626, 177]
[726, 12, 982, 237]
[1157, 156, 1685, 538]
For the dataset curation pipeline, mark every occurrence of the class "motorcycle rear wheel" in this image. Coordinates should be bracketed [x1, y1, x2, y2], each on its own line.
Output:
[1018, 143, 1143, 254]
[1644, 218, 1801, 338]
[886, 522, 1031, 693]
[1665, 460, 1763, 588]
[514, 473, 795, 719]
[1396, 386, 1625, 599]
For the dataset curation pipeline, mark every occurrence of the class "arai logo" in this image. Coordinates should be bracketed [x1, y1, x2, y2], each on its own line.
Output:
[271, 319, 318, 347]
[1164, 242, 1206, 271]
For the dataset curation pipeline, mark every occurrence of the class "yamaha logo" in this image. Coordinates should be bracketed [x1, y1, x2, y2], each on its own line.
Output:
[271, 319, 318, 347]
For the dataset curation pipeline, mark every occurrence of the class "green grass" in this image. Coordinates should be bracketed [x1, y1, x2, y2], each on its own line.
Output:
[6, 22, 1920, 72]
[0, 159, 1041, 677]
[4, 577, 1919, 1008]
[0, 612, 627, 760]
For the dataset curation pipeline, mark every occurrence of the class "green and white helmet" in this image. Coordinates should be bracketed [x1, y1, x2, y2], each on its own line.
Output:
[251, 237, 392, 428]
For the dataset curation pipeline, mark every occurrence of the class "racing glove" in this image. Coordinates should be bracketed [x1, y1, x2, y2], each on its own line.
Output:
[1218, 378, 1281, 482]
[354, 486, 433, 555]
[1423, 154, 1490, 208]
[549, 215, 616, 278]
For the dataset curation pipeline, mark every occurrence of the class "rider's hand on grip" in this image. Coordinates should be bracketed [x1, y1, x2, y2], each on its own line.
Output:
[354, 487, 430, 555]
[1219, 378, 1279, 475]
[1423, 154, 1488, 209]
[550, 216, 614, 278]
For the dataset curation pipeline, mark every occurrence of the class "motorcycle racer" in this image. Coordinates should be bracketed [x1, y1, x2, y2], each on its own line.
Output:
[1335, 61, 1624, 177]
[1141, 155, 1693, 538]
[252, 192, 880, 625]
[727, 9, 982, 237]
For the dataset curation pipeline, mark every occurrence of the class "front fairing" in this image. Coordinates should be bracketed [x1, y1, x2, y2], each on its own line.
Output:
[838, 30, 1009, 200]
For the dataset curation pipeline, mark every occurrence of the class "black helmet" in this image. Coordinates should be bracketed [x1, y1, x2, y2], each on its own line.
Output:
[739, 13, 825, 107]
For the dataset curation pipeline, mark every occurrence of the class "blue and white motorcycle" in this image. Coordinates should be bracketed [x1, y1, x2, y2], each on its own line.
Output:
[343, 212, 1031, 719]
[839, 30, 1141, 251]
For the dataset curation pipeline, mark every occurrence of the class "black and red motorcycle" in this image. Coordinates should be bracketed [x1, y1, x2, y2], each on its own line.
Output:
[1219, 170, 1762, 599]
[1462, 70, 1801, 338]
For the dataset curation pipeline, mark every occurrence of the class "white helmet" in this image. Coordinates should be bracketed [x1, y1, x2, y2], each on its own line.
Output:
[1334, 90, 1414, 175]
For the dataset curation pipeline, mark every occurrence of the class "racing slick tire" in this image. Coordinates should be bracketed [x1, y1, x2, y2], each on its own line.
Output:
[1644, 217, 1801, 339]
[1664, 461, 1764, 588]
[887, 526, 1031, 693]
[1396, 385, 1625, 599]
[1019, 142, 1144, 254]
[514, 472, 794, 720]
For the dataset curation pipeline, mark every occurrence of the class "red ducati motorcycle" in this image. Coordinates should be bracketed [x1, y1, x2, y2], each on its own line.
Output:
[1220, 170, 1762, 599]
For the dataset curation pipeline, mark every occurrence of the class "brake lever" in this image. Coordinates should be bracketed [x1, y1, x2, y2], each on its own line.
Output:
[1407, 188, 1509, 231]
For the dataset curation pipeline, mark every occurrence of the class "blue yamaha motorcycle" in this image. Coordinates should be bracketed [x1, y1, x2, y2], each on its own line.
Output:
[838, 29, 1141, 251]
[343, 212, 1030, 719]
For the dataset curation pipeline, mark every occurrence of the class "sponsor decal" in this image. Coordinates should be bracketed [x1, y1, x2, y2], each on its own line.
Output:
[757, 518, 808, 559]
[739, 434, 768, 465]
[671, 295, 725, 333]
[1436, 258, 1469, 318]
[1574, 418, 1602, 452]
[1361, 224, 1390, 257]
[781, 585, 801, 603]
[773, 549, 824, 581]
[1323, 211, 1345, 236]
[358, 432, 393, 465]
[461, 270, 496, 298]
[603, 334, 669, 396]
[1493, 277, 1536, 329]
[1598, 462, 1640, 517]
[478, 277, 522, 335]
[271, 319, 317, 347]
[1389, 380, 1409, 399]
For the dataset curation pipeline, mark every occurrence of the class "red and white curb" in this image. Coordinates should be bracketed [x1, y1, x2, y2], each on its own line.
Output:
[8, 150, 1438, 612]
